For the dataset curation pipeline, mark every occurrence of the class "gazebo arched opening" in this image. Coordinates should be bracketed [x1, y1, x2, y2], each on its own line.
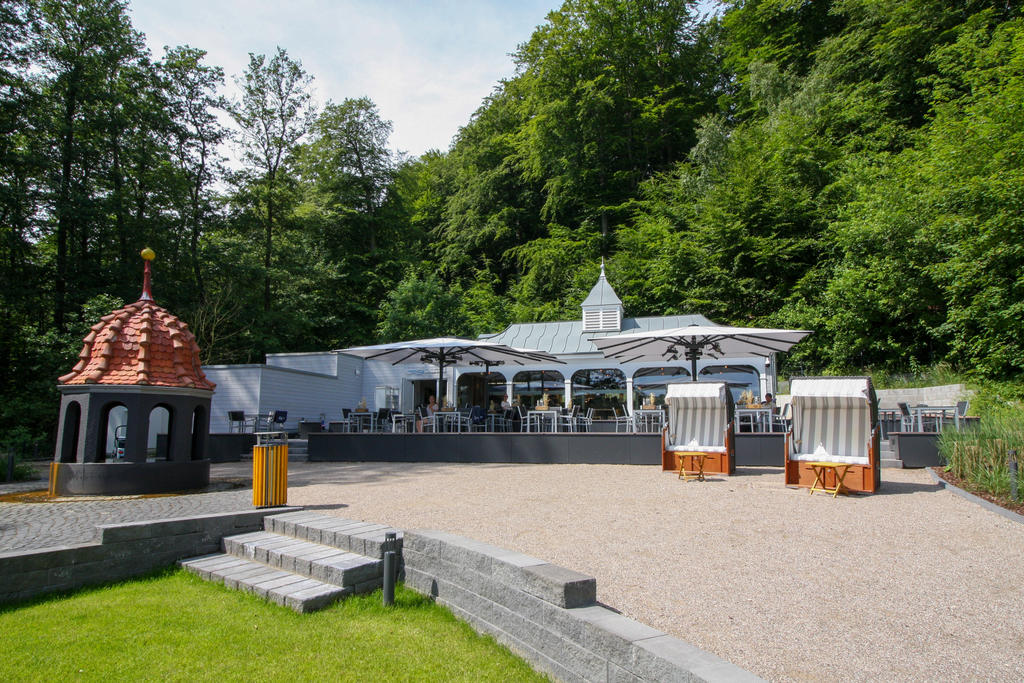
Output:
[59, 400, 81, 463]
[148, 404, 173, 461]
[190, 405, 207, 460]
[99, 403, 128, 462]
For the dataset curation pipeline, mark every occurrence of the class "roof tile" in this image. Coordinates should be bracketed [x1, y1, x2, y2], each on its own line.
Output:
[59, 299, 215, 391]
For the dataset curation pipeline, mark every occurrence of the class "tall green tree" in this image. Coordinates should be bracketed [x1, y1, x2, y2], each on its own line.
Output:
[230, 47, 313, 312]
[35, 0, 146, 330]
[161, 45, 226, 297]
[376, 267, 467, 342]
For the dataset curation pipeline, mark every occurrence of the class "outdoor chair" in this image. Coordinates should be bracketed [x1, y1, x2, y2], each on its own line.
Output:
[502, 408, 518, 432]
[259, 410, 286, 433]
[613, 406, 634, 433]
[375, 408, 390, 432]
[452, 409, 471, 432]
[953, 400, 969, 430]
[227, 410, 248, 433]
[518, 405, 539, 432]
[771, 402, 791, 433]
[898, 402, 917, 432]
[559, 405, 579, 432]
[576, 407, 594, 432]
[662, 382, 736, 476]
[785, 376, 880, 493]
[416, 406, 436, 433]
[391, 412, 413, 433]
[469, 405, 487, 431]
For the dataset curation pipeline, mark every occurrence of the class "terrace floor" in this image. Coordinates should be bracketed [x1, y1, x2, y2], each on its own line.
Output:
[3, 462, 1021, 681]
[279, 462, 1023, 682]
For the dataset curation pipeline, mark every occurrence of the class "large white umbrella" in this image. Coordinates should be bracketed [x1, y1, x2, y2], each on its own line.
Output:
[335, 337, 563, 406]
[589, 324, 812, 380]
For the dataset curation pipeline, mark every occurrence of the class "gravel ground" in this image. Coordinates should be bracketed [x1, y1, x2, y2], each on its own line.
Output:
[263, 462, 1024, 682]
[4, 461, 1019, 681]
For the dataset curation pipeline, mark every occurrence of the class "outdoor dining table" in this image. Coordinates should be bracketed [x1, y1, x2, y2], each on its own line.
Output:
[486, 412, 506, 432]
[634, 409, 665, 433]
[327, 420, 351, 433]
[349, 412, 376, 433]
[432, 411, 464, 432]
[527, 409, 559, 432]
[736, 408, 773, 433]
[391, 413, 415, 433]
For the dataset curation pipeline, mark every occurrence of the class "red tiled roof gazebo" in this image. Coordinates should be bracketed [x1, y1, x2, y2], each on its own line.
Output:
[51, 249, 216, 495]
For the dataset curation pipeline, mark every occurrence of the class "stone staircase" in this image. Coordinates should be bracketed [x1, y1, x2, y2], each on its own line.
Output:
[180, 511, 402, 613]
[880, 437, 902, 469]
[286, 439, 308, 461]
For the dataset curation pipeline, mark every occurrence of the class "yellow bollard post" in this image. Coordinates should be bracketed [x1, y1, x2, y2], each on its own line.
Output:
[48, 462, 59, 497]
[253, 433, 288, 507]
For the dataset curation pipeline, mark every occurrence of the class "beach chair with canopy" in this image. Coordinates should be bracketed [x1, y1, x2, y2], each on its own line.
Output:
[785, 376, 880, 493]
[662, 382, 736, 476]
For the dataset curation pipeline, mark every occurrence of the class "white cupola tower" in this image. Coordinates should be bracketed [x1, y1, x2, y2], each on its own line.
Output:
[581, 259, 623, 332]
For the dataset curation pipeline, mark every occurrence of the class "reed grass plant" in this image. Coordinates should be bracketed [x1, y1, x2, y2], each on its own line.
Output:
[938, 404, 1024, 498]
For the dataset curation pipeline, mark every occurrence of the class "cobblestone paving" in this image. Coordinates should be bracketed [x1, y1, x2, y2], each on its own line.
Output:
[0, 474, 253, 552]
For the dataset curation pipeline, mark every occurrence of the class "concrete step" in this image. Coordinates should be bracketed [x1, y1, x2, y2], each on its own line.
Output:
[223, 530, 382, 588]
[180, 512, 401, 613]
[264, 510, 403, 559]
[180, 553, 349, 613]
[881, 458, 903, 469]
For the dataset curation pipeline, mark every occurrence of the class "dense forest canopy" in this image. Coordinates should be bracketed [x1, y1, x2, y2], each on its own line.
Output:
[2, 0, 1022, 447]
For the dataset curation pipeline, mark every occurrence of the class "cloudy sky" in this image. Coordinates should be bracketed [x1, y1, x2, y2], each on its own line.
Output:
[128, 0, 563, 158]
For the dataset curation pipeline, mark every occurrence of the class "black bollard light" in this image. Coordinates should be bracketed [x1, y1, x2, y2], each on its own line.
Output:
[382, 531, 398, 606]
[383, 551, 396, 606]
[1009, 450, 1019, 503]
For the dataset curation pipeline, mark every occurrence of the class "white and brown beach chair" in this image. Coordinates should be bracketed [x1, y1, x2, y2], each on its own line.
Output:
[784, 376, 881, 493]
[661, 382, 736, 476]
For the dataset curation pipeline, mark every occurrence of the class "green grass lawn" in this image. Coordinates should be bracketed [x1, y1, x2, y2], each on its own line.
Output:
[0, 569, 547, 682]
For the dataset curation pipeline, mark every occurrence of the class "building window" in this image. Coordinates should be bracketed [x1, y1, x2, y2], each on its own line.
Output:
[375, 385, 399, 411]
[632, 367, 692, 408]
[457, 372, 508, 411]
[699, 365, 761, 403]
[512, 370, 565, 409]
[571, 369, 626, 417]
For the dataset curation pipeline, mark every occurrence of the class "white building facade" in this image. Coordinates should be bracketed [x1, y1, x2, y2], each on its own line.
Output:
[204, 266, 776, 431]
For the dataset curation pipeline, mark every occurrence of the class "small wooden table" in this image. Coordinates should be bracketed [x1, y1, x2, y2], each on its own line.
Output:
[676, 451, 710, 482]
[807, 461, 853, 498]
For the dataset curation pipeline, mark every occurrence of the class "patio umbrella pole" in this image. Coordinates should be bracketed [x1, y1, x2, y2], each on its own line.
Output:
[685, 346, 699, 381]
[435, 350, 445, 408]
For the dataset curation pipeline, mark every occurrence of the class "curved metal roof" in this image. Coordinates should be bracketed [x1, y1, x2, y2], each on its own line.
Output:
[480, 314, 717, 356]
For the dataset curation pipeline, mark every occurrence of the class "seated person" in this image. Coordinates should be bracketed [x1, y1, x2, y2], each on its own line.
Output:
[761, 392, 776, 409]
[500, 394, 511, 411]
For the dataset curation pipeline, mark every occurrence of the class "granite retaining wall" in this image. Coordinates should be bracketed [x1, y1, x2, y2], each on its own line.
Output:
[403, 529, 762, 682]
[0, 507, 300, 604]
